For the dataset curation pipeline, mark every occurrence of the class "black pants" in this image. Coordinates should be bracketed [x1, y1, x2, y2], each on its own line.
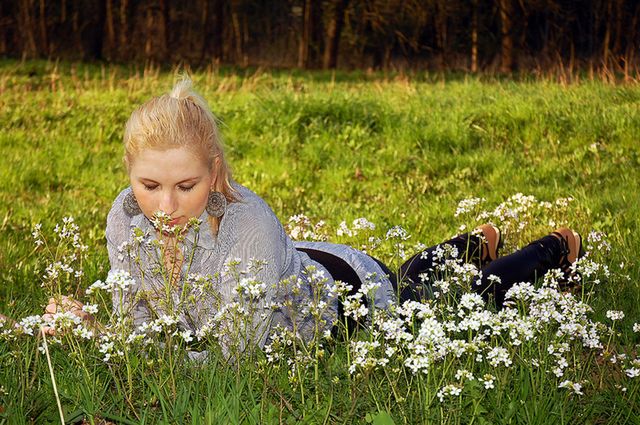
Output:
[300, 232, 565, 309]
[397, 232, 565, 307]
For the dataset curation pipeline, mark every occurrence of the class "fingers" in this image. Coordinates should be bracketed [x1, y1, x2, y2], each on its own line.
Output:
[41, 296, 90, 335]
[25, 295, 92, 338]
[40, 313, 57, 336]
[41, 314, 56, 335]
[45, 296, 85, 314]
[40, 326, 56, 336]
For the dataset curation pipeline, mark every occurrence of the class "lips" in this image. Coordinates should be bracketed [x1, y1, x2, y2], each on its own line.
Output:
[168, 217, 182, 227]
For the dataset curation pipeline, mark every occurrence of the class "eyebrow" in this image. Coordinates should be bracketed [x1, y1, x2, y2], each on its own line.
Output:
[138, 177, 202, 184]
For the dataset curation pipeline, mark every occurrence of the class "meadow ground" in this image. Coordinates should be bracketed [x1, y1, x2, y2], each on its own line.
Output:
[0, 60, 639, 423]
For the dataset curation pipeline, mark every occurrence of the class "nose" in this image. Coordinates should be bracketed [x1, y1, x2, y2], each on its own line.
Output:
[158, 190, 178, 216]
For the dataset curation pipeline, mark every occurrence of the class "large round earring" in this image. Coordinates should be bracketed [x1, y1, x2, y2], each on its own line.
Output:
[123, 191, 142, 217]
[206, 191, 227, 218]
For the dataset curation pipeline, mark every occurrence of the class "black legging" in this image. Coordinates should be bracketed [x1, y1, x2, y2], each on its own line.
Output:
[299, 232, 565, 309]
[397, 232, 565, 307]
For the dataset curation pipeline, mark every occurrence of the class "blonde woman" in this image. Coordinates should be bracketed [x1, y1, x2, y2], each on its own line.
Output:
[41, 79, 584, 350]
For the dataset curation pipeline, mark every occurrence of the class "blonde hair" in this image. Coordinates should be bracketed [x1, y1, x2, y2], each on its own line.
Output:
[123, 78, 236, 234]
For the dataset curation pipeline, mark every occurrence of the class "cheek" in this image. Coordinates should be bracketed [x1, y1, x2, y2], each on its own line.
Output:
[189, 187, 211, 211]
[173, 187, 210, 218]
[132, 189, 157, 213]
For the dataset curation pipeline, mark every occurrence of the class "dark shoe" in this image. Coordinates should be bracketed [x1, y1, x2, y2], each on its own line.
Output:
[478, 224, 502, 265]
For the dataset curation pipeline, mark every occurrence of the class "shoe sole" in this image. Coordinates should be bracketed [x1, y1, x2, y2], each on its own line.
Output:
[554, 228, 583, 264]
[480, 224, 501, 262]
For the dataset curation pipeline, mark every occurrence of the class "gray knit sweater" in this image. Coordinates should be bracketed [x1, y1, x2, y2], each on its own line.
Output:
[106, 183, 394, 351]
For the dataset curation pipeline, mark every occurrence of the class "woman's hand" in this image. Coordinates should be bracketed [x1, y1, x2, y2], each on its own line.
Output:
[41, 295, 93, 336]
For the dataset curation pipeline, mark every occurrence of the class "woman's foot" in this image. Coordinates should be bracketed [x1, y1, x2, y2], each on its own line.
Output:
[551, 227, 585, 274]
[477, 224, 502, 265]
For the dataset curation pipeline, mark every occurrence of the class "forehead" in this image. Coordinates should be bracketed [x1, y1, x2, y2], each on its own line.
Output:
[129, 147, 210, 181]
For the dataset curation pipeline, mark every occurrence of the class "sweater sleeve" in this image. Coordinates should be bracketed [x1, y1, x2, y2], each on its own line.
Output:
[212, 200, 288, 355]
[105, 188, 152, 327]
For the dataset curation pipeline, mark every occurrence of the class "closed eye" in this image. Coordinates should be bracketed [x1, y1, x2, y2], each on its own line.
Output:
[178, 185, 195, 192]
[143, 184, 159, 191]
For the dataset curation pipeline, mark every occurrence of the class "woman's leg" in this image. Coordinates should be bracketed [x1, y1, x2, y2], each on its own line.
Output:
[396, 228, 579, 308]
[474, 234, 566, 308]
[398, 232, 486, 302]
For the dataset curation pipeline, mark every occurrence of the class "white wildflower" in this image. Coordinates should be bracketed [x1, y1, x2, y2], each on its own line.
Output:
[558, 380, 584, 395]
[82, 304, 99, 314]
[180, 330, 194, 343]
[479, 374, 495, 389]
[437, 384, 463, 402]
[385, 225, 410, 241]
[486, 346, 512, 367]
[455, 197, 485, 217]
[625, 368, 640, 378]
[336, 221, 354, 237]
[352, 218, 375, 231]
[606, 310, 625, 321]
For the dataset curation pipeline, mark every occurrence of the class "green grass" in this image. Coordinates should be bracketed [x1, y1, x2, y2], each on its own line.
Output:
[0, 60, 639, 423]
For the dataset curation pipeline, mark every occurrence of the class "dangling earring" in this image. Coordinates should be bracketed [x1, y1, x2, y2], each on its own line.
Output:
[123, 191, 142, 217]
[206, 191, 227, 218]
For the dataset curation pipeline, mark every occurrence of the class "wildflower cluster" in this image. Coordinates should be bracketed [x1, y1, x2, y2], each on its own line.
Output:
[32, 216, 88, 295]
[2, 197, 636, 422]
[286, 214, 328, 241]
[334, 217, 381, 254]
[454, 193, 577, 251]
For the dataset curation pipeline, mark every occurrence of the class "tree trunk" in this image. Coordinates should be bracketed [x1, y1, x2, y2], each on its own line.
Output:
[323, 0, 348, 69]
[72, 4, 84, 58]
[19, 0, 38, 58]
[0, 1, 5, 55]
[311, 0, 324, 68]
[471, 0, 478, 72]
[119, 0, 130, 60]
[498, 0, 513, 73]
[105, 0, 115, 59]
[230, 0, 244, 65]
[144, 2, 168, 61]
[436, 0, 447, 69]
[613, 0, 623, 57]
[298, 0, 312, 68]
[201, 0, 225, 62]
[602, 0, 612, 68]
[87, 0, 106, 60]
[626, 2, 640, 80]
[198, 0, 209, 63]
[160, 0, 169, 61]
[38, 0, 47, 55]
[242, 6, 249, 65]
[212, 0, 224, 61]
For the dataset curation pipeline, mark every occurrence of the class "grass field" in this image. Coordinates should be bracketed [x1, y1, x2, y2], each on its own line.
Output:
[0, 60, 639, 423]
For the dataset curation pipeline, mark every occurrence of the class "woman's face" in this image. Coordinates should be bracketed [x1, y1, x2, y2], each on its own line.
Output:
[129, 147, 214, 227]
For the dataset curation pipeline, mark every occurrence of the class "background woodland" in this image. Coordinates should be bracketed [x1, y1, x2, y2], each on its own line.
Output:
[2, 0, 640, 74]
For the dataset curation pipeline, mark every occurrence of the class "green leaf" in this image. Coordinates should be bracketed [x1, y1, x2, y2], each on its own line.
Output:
[372, 411, 395, 425]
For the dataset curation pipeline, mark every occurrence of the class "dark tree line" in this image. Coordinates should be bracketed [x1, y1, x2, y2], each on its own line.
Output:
[1, 0, 639, 73]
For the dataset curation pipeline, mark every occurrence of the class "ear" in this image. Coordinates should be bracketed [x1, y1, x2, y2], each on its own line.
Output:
[210, 156, 221, 189]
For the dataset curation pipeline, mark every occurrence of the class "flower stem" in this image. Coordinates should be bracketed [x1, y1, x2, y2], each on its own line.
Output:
[41, 329, 65, 424]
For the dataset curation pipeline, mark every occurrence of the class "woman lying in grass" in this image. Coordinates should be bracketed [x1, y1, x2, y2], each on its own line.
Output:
[39, 79, 585, 352]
